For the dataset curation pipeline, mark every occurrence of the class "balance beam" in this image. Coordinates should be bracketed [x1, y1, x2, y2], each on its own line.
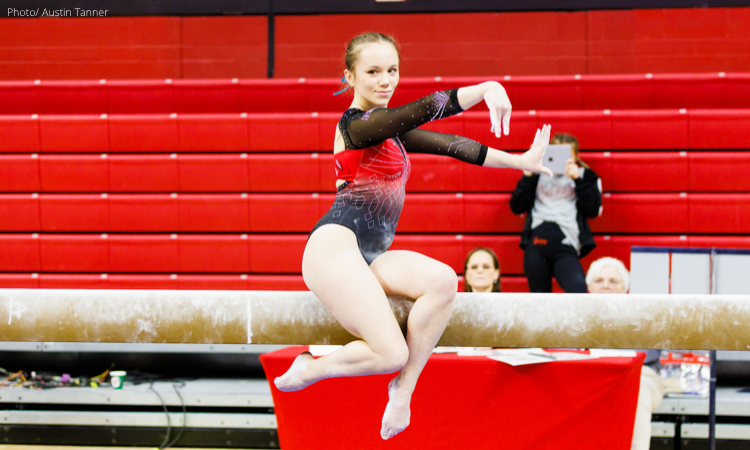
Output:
[1, 289, 748, 350]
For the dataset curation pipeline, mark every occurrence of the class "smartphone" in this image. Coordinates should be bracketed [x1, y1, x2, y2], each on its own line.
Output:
[542, 144, 572, 175]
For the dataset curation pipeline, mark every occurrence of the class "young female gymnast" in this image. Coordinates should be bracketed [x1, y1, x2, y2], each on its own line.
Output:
[274, 32, 553, 440]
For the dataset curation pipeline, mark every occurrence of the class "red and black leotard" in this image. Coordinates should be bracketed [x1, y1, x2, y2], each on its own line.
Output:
[309, 89, 489, 264]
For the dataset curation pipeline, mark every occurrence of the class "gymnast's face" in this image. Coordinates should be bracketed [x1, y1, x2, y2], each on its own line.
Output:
[465, 251, 499, 293]
[587, 265, 626, 294]
[346, 42, 400, 109]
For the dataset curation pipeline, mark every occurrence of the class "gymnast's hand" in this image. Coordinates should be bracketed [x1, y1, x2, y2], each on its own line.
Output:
[483, 83, 512, 138]
[518, 124, 553, 177]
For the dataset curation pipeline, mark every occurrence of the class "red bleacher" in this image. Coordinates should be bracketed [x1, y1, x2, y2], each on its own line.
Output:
[0, 233, 744, 275]
[2, 192, 750, 234]
[1, 74, 750, 114]
[2, 109, 749, 153]
[0, 74, 747, 292]
[0, 109, 750, 153]
[0, 152, 745, 193]
[0, 273, 532, 292]
[2, 234, 748, 292]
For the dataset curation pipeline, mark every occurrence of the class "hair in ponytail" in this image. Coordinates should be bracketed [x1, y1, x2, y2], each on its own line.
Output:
[335, 32, 401, 95]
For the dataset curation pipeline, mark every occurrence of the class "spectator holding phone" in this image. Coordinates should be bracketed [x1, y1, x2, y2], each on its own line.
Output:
[509, 133, 602, 293]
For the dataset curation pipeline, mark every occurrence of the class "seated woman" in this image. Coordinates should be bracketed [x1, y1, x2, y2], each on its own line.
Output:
[509, 133, 602, 293]
[463, 247, 501, 292]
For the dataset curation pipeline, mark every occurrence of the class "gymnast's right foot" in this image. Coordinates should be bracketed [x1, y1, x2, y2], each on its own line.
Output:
[380, 376, 411, 440]
[274, 351, 315, 392]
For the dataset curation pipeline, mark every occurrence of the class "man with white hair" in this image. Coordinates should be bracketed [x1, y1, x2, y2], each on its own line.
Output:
[587, 257, 664, 450]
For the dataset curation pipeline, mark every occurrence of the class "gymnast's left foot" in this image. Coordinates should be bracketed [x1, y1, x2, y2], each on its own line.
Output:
[380, 376, 411, 440]
[274, 351, 315, 392]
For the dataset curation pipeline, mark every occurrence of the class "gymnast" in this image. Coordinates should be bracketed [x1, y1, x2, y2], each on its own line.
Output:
[274, 32, 553, 440]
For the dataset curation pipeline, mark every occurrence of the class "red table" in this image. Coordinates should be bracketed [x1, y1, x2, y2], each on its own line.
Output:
[261, 346, 645, 450]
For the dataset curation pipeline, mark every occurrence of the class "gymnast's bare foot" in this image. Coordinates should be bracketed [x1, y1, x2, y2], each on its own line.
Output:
[274, 351, 315, 392]
[380, 376, 411, 440]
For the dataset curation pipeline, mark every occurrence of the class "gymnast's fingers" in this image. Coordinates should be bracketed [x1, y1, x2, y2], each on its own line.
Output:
[502, 108, 511, 136]
[489, 107, 500, 138]
[542, 127, 551, 150]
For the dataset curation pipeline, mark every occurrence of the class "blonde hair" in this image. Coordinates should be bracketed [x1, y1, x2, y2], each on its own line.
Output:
[551, 132, 589, 169]
[345, 32, 401, 74]
[586, 257, 630, 292]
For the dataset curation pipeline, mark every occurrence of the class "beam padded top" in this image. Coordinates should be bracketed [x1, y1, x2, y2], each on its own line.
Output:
[1, 289, 748, 350]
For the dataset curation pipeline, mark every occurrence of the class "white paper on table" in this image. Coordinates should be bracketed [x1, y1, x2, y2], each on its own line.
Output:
[309, 345, 342, 356]
[432, 346, 463, 353]
[456, 347, 540, 356]
[456, 347, 496, 356]
[487, 353, 556, 366]
[589, 349, 638, 358]
[542, 352, 598, 361]
[486, 349, 599, 366]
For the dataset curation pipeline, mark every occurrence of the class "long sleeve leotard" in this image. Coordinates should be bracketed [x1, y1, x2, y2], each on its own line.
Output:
[309, 89, 488, 265]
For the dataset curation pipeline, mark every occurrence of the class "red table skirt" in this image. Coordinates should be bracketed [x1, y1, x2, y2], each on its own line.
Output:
[261, 346, 644, 450]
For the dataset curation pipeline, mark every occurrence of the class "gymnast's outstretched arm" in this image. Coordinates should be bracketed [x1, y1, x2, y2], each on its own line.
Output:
[400, 125, 554, 177]
[343, 81, 511, 148]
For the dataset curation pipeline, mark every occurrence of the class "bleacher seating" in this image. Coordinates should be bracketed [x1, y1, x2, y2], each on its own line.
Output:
[0, 272, 529, 292]
[0, 74, 747, 293]
[1, 152, 747, 193]
[1, 232, 747, 275]
[2, 192, 750, 234]
[1, 74, 750, 114]
[2, 109, 750, 153]
[1, 234, 747, 292]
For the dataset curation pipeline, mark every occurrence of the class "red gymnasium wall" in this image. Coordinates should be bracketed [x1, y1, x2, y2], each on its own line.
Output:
[0, 16, 268, 79]
[0, 7, 749, 79]
[279, 8, 750, 76]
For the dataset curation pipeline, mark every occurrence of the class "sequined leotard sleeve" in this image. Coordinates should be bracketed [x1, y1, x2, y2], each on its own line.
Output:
[309, 89, 488, 265]
[341, 89, 487, 163]
[398, 128, 488, 166]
